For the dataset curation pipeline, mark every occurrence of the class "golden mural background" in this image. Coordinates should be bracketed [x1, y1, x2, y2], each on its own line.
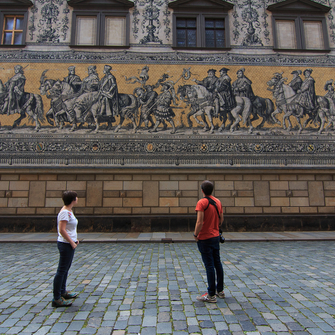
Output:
[0, 62, 332, 130]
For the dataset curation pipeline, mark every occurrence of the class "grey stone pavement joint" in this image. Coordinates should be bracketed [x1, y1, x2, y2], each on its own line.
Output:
[0, 238, 335, 334]
[0, 231, 335, 243]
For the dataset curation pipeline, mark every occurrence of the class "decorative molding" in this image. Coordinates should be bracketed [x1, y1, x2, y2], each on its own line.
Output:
[0, 50, 335, 66]
[28, 3, 38, 40]
[29, 0, 69, 44]
[0, 50, 335, 67]
[0, 133, 334, 168]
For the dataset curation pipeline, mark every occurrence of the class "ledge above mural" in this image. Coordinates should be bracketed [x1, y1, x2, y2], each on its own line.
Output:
[0, 62, 335, 168]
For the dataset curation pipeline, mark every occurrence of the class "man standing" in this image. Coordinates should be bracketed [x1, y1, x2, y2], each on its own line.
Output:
[194, 180, 224, 303]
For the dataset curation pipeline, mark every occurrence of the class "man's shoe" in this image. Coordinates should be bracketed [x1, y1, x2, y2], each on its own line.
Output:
[51, 297, 73, 307]
[216, 290, 225, 299]
[61, 291, 78, 299]
[196, 293, 217, 303]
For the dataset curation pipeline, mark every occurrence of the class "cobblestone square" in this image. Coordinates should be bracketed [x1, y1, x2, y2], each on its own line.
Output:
[0, 241, 334, 334]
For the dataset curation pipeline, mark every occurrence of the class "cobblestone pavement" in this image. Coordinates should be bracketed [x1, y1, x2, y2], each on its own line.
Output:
[0, 241, 335, 335]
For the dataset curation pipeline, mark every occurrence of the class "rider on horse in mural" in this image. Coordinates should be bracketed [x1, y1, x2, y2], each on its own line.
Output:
[295, 68, 317, 117]
[3, 65, 26, 116]
[214, 67, 236, 116]
[63, 66, 82, 94]
[98, 65, 119, 121]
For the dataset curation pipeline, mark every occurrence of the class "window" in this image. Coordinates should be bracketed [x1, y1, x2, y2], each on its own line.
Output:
[268, 0, 330, 51]
[169, 0, 233, 49]
[176, 18, 196, 47]
[69, 0, 133, 47]
[2, 15, 24, 45]
[205, 18, 225, 48]
[0, 0, 32, 46]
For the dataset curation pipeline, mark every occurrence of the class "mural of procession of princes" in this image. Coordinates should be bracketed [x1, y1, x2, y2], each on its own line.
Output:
[0, 63, 335, 135]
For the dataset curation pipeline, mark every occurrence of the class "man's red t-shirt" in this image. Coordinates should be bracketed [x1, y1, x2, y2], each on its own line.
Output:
[195, 195, 223, 240]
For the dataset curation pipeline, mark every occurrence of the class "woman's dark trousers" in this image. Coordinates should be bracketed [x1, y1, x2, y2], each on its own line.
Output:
[53, 241, 75, 300]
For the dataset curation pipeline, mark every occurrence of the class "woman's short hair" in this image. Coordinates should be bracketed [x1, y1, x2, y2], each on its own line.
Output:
[62, 191, 78, 206]
[201, 180, 214, 196]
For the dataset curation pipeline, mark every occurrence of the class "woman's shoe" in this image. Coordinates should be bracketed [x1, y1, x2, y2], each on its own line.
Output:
[52, 297, 73, 307]
[61, 291, 78, 299]
[216, 290, 225, 299]
[196, 293, 217, 303]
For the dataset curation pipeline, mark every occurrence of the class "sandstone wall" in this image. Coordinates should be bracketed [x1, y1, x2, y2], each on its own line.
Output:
[0, 169, 334, 232]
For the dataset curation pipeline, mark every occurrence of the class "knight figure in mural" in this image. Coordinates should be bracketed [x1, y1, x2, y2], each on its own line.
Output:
[214, 67, 236, 128]
[321, 79, 335, 132]
[63, 66, 82, 94]
[2, 65, 26, 115]
[80, 65, 99, 94]
[98, 65, 119, 120]
[137, 84, 157, 129]
[0, 64, 44, 131]
[194, 69, 218, 100]
[150, 82, 176, 134]
[232, 68, 261, 110]
[295, 68, 317, 117]
[289, 70, 302, 94]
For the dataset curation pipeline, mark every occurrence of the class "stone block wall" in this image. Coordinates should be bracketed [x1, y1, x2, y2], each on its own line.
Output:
[0, 169, 334, 232]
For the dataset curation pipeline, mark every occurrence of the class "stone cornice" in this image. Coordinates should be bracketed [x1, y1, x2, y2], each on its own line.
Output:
[0, 133, 334, 169]
[0, 50, 335, 66]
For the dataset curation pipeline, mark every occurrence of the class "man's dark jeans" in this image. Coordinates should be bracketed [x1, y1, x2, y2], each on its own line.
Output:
[53, 241, 75, 300]
[197, 236, 224, 296]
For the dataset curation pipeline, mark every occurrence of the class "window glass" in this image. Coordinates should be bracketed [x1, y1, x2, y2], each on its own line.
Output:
[16, 17, 24, 30]
[75, 16, 97, 45]
[215, 30, 225, 48]
[304, 21, 324, 49]
[13, 32, 23, 45]
[3, 32, 12, 45]
[176, 29, 186, 47]
[5, 17, 14, 30]
[276, 20, 297, 49]
[176, 18, 186, 28]
[105, 16, 126, 45]
[187, 29, 196, 47]
[176, 18, 196, 47]
[206, 29, 215, 47]
[214, 20, 224, 29]
[3, 16, 24, 45]
[205, 18, 225, 48]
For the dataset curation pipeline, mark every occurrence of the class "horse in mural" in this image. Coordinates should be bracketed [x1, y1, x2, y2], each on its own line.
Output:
[248, 96, 275, 130]
[70, 91, 138, 133]
[267, 74, 329, 134]
[177, 84, 216, 133]
[40, 70, 139, 132]
[177, 84, 253, 133]
[0, 79, 44, 131]
[39, 70, 82, 129]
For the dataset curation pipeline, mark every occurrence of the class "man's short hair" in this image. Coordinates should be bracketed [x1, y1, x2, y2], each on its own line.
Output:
[201, 180, 214, 196]
[62, 191, 78, 206]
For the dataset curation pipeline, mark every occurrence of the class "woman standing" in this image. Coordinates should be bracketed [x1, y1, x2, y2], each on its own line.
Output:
[52, 191, 79, 307]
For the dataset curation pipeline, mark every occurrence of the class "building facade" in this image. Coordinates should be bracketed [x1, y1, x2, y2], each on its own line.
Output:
[0, 0, 335, 232]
